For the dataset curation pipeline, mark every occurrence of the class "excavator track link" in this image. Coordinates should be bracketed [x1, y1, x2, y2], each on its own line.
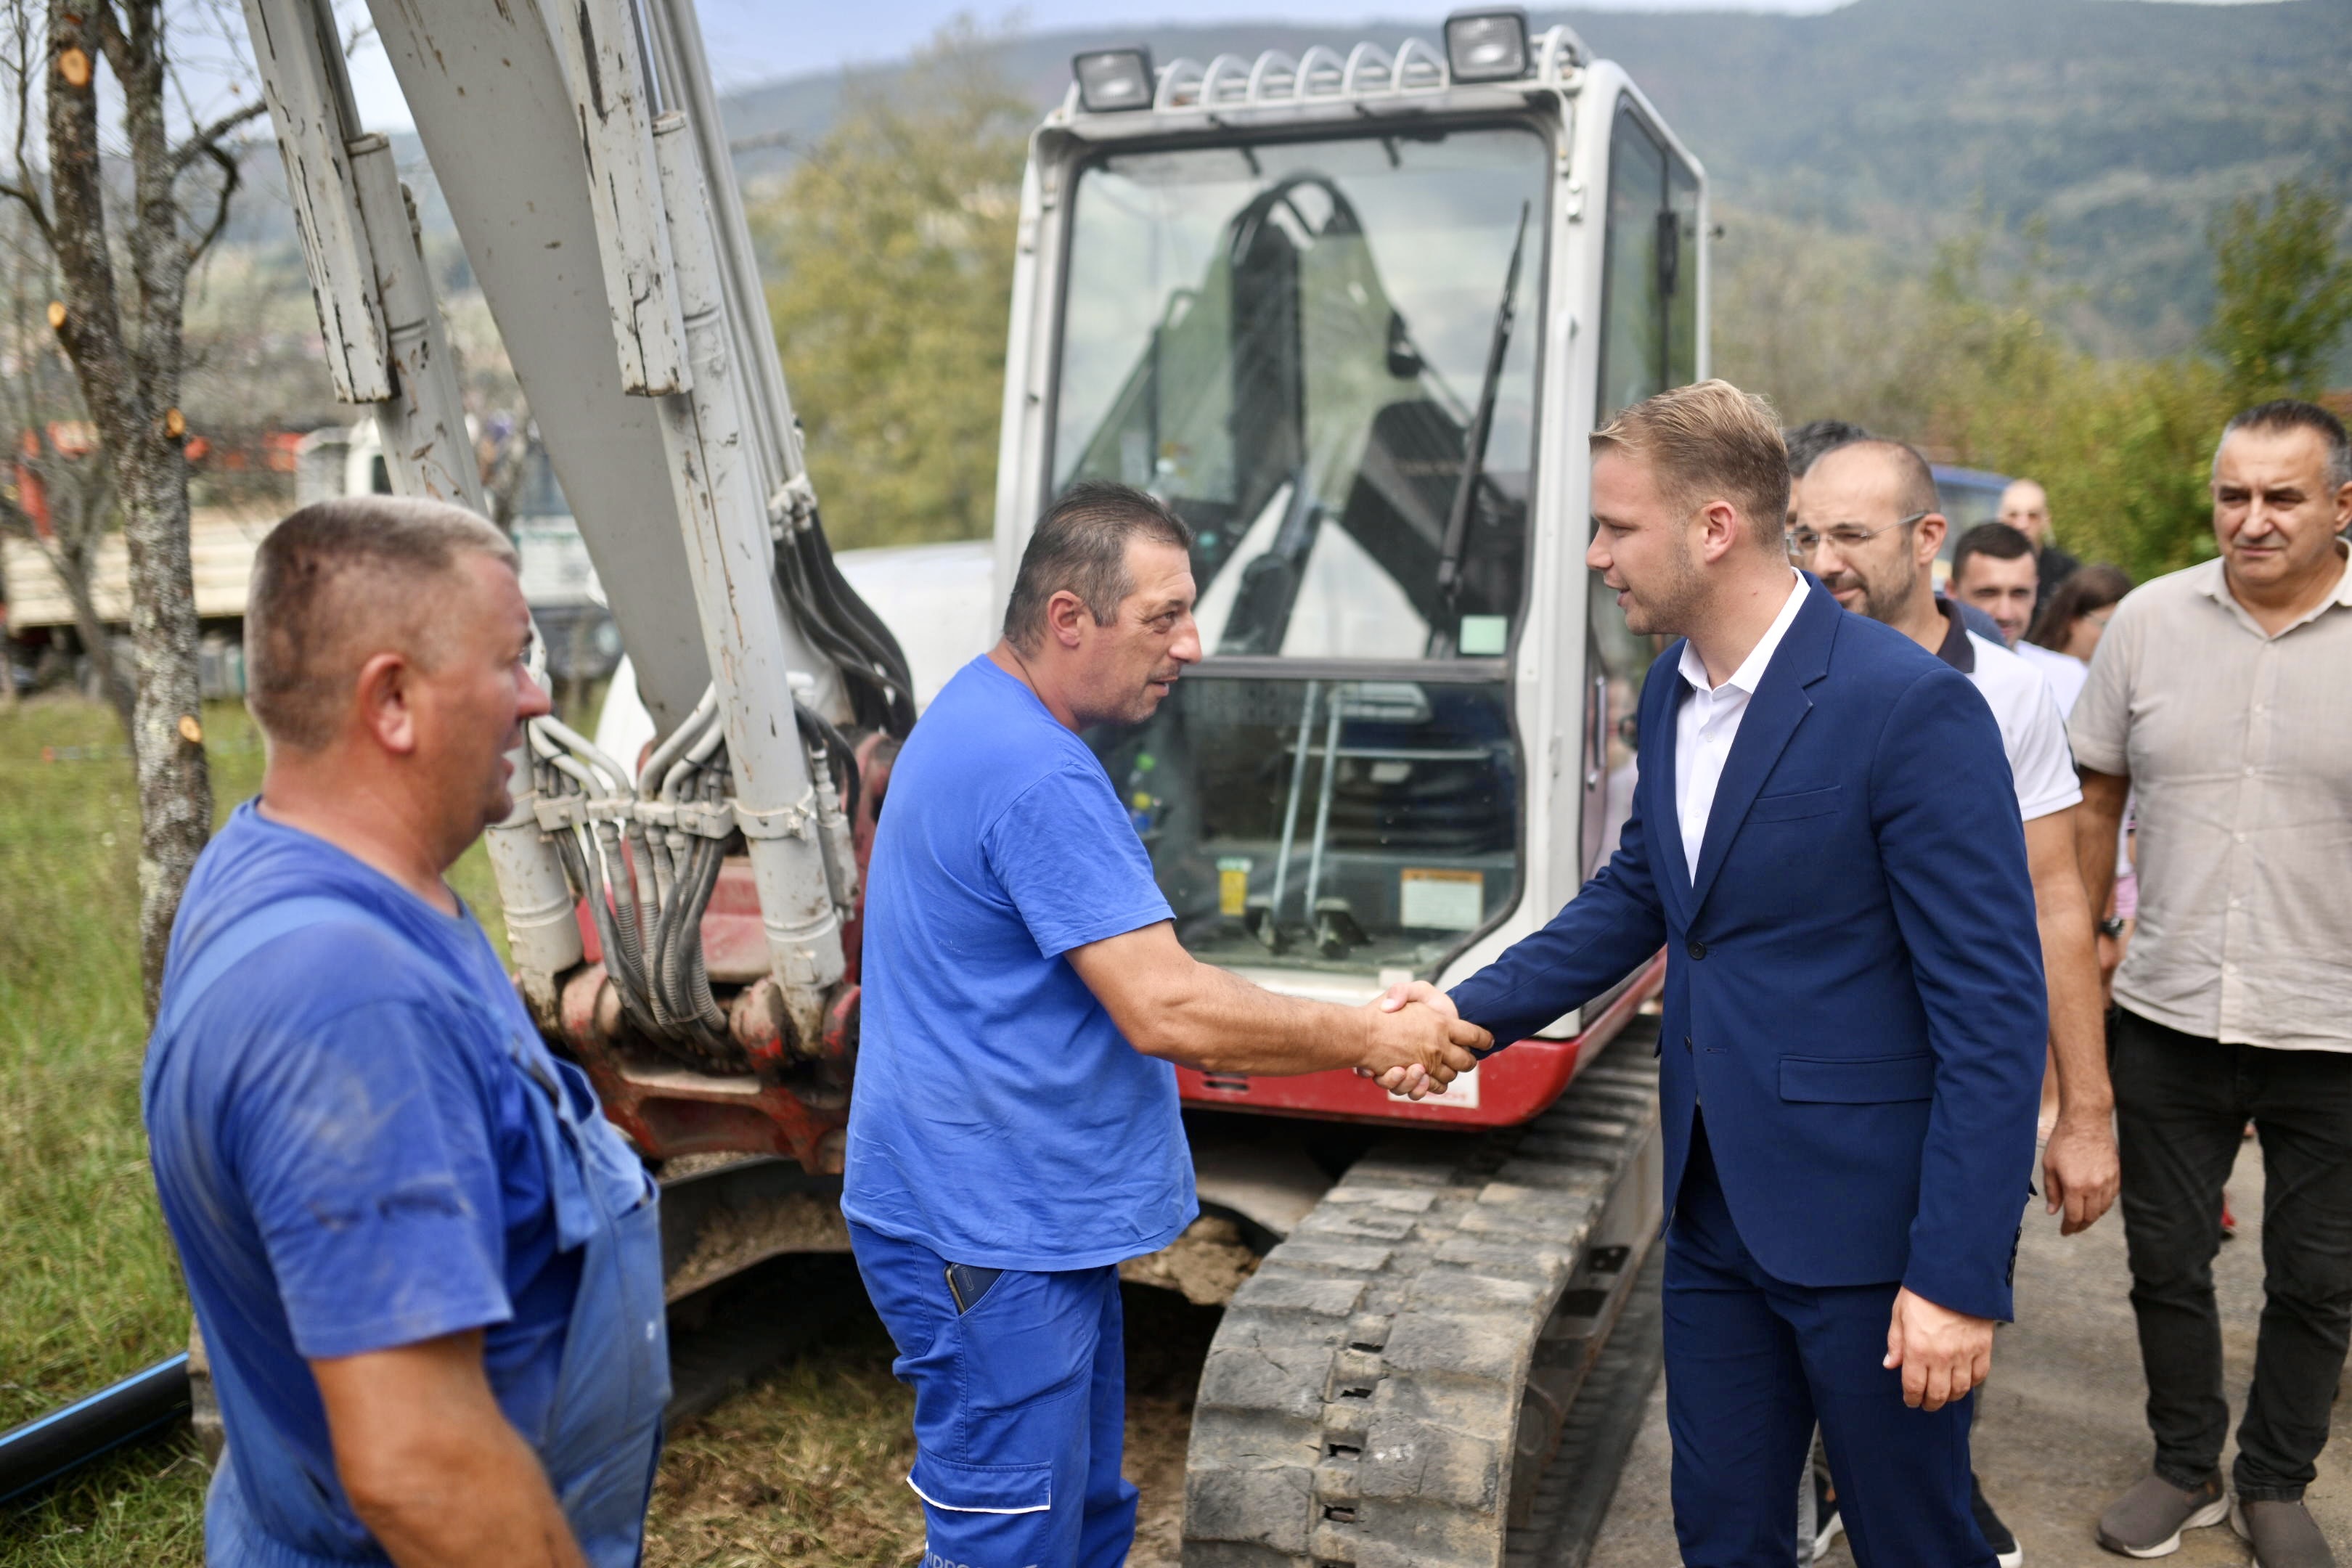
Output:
[1184, 1022, 1664, 1568]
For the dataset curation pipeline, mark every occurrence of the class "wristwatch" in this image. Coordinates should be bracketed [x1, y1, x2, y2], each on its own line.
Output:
[2097, 916, 2126, 939]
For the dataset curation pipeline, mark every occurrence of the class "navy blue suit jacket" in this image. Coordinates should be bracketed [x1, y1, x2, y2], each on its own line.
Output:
[1451, 579, 2045, 1321]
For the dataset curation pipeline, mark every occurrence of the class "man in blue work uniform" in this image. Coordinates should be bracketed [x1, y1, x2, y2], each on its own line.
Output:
[145, 497, 667, 1567]
[845, 481, 1486, 1568]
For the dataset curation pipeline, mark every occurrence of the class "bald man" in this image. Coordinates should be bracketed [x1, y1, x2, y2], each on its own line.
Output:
[144, 497, 666, 1568]
[1996, 479, 2080, 615]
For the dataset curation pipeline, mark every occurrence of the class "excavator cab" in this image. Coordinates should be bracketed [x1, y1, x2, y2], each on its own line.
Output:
[999, 24, 1707, 1121]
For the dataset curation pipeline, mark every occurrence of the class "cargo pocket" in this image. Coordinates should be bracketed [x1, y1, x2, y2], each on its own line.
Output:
[908, 1451, 1053, 1516]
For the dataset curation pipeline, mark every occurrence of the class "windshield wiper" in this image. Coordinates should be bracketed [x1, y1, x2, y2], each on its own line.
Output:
[1433, 200, 1531, 631]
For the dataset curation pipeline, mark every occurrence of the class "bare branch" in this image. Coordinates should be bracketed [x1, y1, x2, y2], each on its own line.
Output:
[0, 178, 51, 248]
[169, 99, 264, 175]
[182, 138, 237, 263]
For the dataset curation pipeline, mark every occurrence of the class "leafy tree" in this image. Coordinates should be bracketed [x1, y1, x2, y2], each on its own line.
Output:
[2203, 180, 2352, 402]
[753, 28, 1031, 550]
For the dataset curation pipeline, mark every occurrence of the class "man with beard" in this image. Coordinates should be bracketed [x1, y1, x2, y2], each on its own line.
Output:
[1408, 383, 2045, 1566]
[843, 481, 1487, 1568]
[1792, 438, 2121, 1566]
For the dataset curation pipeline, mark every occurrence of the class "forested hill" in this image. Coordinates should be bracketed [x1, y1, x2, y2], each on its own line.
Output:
[716, 0, 2351, 359]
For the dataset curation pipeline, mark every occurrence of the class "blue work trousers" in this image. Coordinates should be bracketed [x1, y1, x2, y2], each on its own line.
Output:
[849, 1222, 1137, 1568]
[1665, 1119, 1995, 1568]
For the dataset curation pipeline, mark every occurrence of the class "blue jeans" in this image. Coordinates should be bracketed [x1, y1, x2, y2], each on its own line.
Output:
[849, 1222, 1138, 1568]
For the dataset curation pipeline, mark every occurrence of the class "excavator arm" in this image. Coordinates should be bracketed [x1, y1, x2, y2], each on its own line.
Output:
[242, 0, 908, 1160]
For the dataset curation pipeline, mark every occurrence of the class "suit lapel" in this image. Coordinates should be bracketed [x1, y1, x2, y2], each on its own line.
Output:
[1687, 583, 1838, 915]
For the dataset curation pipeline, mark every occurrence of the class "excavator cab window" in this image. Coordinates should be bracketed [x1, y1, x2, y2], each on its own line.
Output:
[1053, 124, 1546, 974]
[1583, 102, 1702, 879]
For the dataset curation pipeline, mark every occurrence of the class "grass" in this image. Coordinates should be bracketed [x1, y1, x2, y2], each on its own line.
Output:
[0, 695, 502, 1563]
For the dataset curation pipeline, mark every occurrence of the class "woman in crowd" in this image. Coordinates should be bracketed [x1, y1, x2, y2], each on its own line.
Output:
[2029, 562, 2138, 1003]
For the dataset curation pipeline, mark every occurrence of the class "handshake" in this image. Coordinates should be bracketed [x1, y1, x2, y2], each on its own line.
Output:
[1355, 981, 1492, 1101]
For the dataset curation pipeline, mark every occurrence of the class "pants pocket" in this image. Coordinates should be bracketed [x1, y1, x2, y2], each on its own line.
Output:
[909, 1452, 1053, 1516]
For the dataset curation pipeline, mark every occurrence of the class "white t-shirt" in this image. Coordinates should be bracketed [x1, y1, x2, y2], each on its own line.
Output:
[1936, 607, 2081, 822]
[2014, 639, 2088, 718]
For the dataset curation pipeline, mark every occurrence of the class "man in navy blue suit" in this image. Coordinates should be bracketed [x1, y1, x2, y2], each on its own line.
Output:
[1403, 381, 2045, 1566]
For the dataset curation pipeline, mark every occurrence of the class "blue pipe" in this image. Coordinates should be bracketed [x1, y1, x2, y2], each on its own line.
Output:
[0, 1355, 191, 1507]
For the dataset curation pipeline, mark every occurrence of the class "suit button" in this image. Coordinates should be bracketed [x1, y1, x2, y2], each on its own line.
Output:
[1683, 1035, 1693, 1051]
[1686, 938, 1708, 960]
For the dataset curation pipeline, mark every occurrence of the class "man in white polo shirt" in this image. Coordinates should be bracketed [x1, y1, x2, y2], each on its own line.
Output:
[1792, 437, 2120, 1568]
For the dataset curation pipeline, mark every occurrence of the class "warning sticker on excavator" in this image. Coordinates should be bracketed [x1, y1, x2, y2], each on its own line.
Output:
[1400, 867, 1482, 931]
[1217, 857, 1253, 917]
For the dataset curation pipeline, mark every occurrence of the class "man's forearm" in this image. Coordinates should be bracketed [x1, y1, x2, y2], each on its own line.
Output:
[348, 1418, 586, 1568]
[318, 1335, 589, 1568]
[2038, 873, 2111, 1123]
[1130, 961, 1366, 1076]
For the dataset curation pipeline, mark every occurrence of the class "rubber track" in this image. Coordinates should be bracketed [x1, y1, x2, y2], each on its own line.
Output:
[1183, 1024, 1662, 1568]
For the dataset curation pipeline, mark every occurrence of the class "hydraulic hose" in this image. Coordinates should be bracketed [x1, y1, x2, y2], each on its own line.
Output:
[793, 700, 860, 826]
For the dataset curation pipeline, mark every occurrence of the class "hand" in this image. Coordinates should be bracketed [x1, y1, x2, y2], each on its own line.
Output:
[2043, 1112, 2120, 1236]
[1883, 1287, 1993, 1412]
[1359, 982, 1488, 1097]
[1356, 994, 1484, 1101]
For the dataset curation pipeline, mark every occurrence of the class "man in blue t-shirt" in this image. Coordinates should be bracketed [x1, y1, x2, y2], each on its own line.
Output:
[845, 481, 1488, 1568]
[144, 497, 666, 1567]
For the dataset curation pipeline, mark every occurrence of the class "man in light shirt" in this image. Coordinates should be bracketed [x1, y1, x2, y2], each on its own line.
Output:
[1792, 438, 2120, 1568]
[2072, 400, 2352, 1568]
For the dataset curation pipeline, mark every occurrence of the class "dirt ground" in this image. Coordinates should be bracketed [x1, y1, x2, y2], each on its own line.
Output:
[1588, 1136, 2351, 1567]
[642, 1273, 1216, 1567]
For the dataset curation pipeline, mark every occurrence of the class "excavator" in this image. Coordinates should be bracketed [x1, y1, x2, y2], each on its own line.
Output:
[236, 2, 1709, 1561]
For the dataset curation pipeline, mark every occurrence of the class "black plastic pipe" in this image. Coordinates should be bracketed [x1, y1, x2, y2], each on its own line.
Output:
[0, 1354, 190, 1506]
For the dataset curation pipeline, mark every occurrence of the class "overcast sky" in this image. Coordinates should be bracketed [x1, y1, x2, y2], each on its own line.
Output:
[335, 0, 2284, 133]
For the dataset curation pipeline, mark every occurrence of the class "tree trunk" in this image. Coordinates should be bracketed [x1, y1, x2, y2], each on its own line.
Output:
[45, 0, 211, 1017]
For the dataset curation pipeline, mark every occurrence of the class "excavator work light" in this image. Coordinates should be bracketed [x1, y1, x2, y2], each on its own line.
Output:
[1444, 8, 1530, 83]
[1074, 47, 1155, 113]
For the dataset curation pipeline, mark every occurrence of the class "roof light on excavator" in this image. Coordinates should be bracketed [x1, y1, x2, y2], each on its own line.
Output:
[1444, 7, 1532, 83]
[1073, 46, 1155, 113]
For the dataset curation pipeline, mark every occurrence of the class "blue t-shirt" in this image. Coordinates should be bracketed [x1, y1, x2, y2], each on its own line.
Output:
[843, 656, 1196, 1270]
[144, 803, 581, 1551]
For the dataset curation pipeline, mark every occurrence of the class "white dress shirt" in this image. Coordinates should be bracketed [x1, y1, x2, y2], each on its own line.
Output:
[1673, 573, 1808, 881]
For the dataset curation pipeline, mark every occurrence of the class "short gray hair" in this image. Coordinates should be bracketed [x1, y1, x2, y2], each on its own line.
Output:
[247, 496, 518, 751]
[1003, 481, 1193, 652]
[2214, 399, 2352, 494]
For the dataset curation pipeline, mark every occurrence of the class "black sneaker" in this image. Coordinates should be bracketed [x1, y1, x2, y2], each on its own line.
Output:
[1973, 1472, 2022, 1568]
[1807, 1466, 1842, 1561]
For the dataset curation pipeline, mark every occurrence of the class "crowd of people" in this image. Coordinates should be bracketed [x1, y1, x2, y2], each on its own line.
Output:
[128, 387, 2348, 1568]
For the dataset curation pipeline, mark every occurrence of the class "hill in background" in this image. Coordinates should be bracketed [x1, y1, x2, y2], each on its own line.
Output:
[712, 0, 2351, 363]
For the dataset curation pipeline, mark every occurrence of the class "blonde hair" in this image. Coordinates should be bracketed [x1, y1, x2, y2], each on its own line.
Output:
[1591, 379, 1789, 550]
